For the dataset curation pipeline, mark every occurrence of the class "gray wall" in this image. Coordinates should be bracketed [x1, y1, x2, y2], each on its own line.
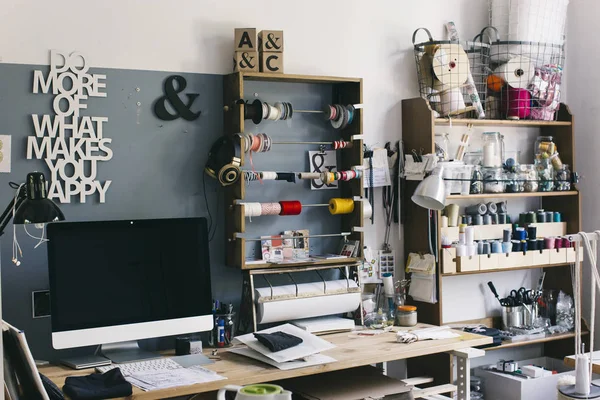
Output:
[0, 64, 345, 361]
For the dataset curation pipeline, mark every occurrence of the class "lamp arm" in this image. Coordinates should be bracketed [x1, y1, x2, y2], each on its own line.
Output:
[0, 187, 26, 237]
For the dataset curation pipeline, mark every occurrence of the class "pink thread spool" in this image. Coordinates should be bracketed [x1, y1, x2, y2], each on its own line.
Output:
[555, 237, 563, 249]
[545, 237, 555, 250]
[505, 87, 531, 119]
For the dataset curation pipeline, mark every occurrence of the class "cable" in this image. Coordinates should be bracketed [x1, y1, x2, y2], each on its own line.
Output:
[23, 224, 48, 249]
[12, 183, 24, 266]
[202, 169, 214, 241]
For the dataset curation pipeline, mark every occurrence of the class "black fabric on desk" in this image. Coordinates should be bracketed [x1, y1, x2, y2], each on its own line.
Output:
[463, 327, 502, 348]
[254, 331, 303, 352]
[62, 368, 132, 400]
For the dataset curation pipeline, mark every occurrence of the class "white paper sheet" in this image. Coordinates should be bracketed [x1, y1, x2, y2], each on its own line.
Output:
[127, 367, 226, 391]
[363, 148, 391, 188]
[230, 347, 336, 370]
[233, 323, 336, 363]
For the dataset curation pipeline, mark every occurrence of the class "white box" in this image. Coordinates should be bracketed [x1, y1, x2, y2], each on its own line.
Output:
[476, 357, 595, 400]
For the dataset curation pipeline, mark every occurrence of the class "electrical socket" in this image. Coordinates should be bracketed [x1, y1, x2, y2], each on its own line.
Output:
[32, 290, 51, 318]
[0, 135, 11, 173]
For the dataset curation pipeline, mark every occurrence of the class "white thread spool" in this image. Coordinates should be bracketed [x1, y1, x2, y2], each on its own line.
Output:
[383, 274, 395, 297]
[244, 202, 263, 218]
[465, 226, 474, 245]
[575, 354, 591, 395]
[468, 244, 477, 257]
[299, 172, 321, 180]
[456, 245, 467, 257]
[261, 171, 278, 180]
[441, 216, 449, 228]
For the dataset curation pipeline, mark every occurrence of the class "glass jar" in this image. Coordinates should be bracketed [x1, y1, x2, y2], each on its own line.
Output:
[482, 167, 505, 193]
[372, 307, 388, 329]
[535, 161, 554, 192]
[555, 164, 572, 191]
[535, 136, 556, 158]
[505, 171, 522, 193]
[395, 305, 418, 327]
[470, 166, 483, 194]
[482, 132, 505, 168]
[519, 164, 539, 192]
[435, 133, 450, 161]
[362, 293, 376, 314]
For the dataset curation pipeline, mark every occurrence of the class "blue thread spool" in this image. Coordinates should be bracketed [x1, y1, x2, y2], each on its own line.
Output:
[527, 239, 538, 251]
[521, 240, 528, 252]
[554, 211, 562, 222]
[502, 241, 512, 253]
[514, 228, 526, 241]
[483, 215, 492, 225]
[482, 242, 491, 255]
[503, 229, 512, 242]
[473, 215, 483, 225]
[512, 240, 522, 252]
[492, 241, 502, 253]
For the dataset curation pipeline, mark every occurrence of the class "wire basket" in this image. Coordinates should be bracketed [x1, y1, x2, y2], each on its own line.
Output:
[483, 26, 564, 121]
[413, 28, 491, 119]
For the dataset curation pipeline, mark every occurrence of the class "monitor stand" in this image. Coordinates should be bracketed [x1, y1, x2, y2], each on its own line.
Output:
[100, 341, 161, 364]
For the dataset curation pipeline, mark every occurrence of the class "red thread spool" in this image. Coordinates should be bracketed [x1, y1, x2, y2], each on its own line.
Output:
[279, 200, 302, 216]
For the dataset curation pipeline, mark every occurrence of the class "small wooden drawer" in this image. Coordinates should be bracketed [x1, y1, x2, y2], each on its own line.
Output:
[549, 248, 568, 264]
[473, 224, 512, 241]
[566, 247, 584, 263]
[479, 254, 500, 270]
[498, 252, 528, 268]
[529, 222, 567, 238]
[441, 247, 457, 274]
[457, 255, 479, 272]
[531, 249, 551, 266]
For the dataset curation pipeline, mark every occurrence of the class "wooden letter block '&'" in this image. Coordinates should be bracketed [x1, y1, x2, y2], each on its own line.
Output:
[234, 51, 259, 72]
[258, 30, 284, 52]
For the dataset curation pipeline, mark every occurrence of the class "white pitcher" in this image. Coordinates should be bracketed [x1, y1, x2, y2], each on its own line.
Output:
[217, 384, 292, 400]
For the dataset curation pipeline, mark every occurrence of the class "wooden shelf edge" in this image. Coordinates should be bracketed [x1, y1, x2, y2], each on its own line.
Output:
[486, 331, 587, 351]
[434, 118, 572, 127]
[442, 262, 573, 277]
[238, 72, 362, 84]
[447, 191, 579, 200]
[242, 257, 361, 270]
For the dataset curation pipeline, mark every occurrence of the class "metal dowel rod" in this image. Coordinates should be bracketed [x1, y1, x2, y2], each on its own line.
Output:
[236, 232, 351, 241]
[302, 204, 329, 207]
[294, 110, 325, 113]
[273, 141, 330, 145]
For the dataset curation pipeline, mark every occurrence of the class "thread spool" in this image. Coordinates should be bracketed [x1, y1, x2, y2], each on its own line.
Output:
[575, 354, 591, 396]
[329, 198, 355, 215]
[466, 203, 487, 216]
[519, 212, 528, 225]
[538, 238, 545, 250]
[503, 229, 512, 243]
[473, 215, 483, 225]
[363, 201, 373, 220]
[461, 215, 468, 225]
[521, 240, 528, 252]
[299, 172, 321, 180]
[466, 215, 473, 225]
[244, 202, 263, 218]
[482, 242, 491, 255]
[276, 172, 296, 183]
[502, 242, 512, 253]
[260, 202, 282, 216]
[506, 87, 532, 120]
[545, 237, 556, 250]
[554, 212, 562, 222]
[562, 237, 570, 248]
[468, 244, 478, 257]
[491, 214, 499, 225]
[512, 240, 522, 252]
[514, 229, 526, 241]
[456, 245, 467, 257]
[279, 201, 302, 216]
[465, 226, 474, 245]
[483, 215, 492, 225]
[528, 226, 537, 239]
[261, 171, 278, 180]
[382, 273, 394, 296]
[496, 201, 507, 214]
[477, 241, 484, 255]
[537, 211, 547, 223]
[528, 239, 538, 251]
[486, 202, 498, 215]
[499, 213, 507, 224]
[441, 216, 449, 228]
[445, 204, 459, 227]
[555, 237, 564, 249]
[492, 241, 502, 254]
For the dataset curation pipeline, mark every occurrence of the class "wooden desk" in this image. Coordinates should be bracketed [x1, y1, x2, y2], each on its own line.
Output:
[565, 351, 600, 374]
[41, 326, 491, 400]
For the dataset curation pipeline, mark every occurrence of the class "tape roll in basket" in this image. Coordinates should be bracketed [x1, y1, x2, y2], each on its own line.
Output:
[494, 56, 534, 89]
[431, 44, 470, 88]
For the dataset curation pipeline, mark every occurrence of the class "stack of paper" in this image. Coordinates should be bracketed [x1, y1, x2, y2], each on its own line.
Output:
[231, 324, 337, 370]
[127, 366, 226, 392]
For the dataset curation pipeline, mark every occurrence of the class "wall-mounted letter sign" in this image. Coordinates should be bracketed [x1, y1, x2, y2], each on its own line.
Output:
[28, 50, 112, 204]
[153, 75, 201, 121]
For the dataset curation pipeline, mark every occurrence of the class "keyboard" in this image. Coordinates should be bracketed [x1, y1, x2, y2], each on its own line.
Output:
[96, 358, 182, 376]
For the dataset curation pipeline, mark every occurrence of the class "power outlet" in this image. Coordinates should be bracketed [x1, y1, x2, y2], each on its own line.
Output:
[0, 135, 11, 173]
[32, 290, 51, 318]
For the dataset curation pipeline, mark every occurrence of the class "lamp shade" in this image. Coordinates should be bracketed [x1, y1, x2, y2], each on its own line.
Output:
[13, 172, 65, 224]
[411, 166, 446, 210]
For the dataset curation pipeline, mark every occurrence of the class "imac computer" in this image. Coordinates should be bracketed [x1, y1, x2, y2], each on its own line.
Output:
[47, 217, 213, 364]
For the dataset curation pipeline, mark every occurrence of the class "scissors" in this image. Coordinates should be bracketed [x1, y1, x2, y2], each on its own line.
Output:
[504, 290, 521, 306]
[517, 287, 535, 304]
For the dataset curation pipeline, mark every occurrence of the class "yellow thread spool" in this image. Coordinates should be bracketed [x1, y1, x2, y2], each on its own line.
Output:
[329, 198, 355, 215]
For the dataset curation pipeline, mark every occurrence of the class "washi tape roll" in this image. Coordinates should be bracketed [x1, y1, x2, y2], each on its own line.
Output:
[329, 198, 355, 215]
[431, 44, 470, 88]
[494, 56, 534, 89]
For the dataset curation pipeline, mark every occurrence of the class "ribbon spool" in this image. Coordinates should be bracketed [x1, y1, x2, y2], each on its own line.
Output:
[276, 172, 296, 183]
[244, 99, 264, 125]
[494, 56, 534, 89]
[298, 172, 321, 180]
[329, 198, 355, 215]
[279, 200, 302, 216]
[431, 44, 470, 88]
[505, 87, 532, 119]
[261, 171, 278, 180]
[243, 202, 281, 217]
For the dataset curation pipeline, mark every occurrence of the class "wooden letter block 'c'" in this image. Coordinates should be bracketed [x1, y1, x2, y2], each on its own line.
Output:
[258, 30, 284, 52]
[260, 52, 284, 74]
[234, 28, 257, 51]
[233, 51, 259, 72]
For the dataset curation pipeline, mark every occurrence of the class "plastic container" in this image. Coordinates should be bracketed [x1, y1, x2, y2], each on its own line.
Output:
[482, 132, 504, 167]
[555, 164, 572, 191]
[519, 164, 539, 192]
[395, 305, 418, 327]
[483, 167, 505, 193]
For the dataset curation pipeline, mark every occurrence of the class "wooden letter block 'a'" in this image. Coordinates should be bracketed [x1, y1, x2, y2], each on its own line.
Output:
[234, 28, 257, 51]
[258, 30, 284, 52]
[233, 51, 259, 72]
[260, 52, 284, 74]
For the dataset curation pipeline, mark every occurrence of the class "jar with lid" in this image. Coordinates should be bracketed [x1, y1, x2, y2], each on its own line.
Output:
[555, 164, 572, 191]
[482, 167, 505, 193]
[470, 165, 483, 194]
[395, 305, 418, 327]
[372, 308, 388, 329]
[519, 164, 539, 192]
[482, 132, 505, 168]
[535, 161, 554, 192]
[535, 136, 556, 158]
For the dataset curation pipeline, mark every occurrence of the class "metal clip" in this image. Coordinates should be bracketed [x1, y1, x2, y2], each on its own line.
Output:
[287, 273, 299, 298]
[318, 144, 327, 154]
[315, 270, 327, 295]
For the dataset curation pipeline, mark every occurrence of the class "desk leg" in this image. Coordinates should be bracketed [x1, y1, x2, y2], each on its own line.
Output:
[450, 348, 485, 400]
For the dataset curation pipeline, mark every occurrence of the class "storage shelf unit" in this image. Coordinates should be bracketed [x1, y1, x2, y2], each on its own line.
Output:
[487, 331, 586, 351]
[223, 72, 364, 270]
[402, 97, 583, 384]
[441, 261, 572, 277]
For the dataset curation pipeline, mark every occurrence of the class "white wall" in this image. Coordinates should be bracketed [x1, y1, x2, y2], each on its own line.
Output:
[567, 0, 600, 346]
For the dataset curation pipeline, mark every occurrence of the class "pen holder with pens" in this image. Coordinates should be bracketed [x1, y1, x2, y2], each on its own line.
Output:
[208, 313, 236, 348]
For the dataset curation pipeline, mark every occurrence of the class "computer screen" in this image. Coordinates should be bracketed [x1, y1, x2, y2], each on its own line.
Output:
[47, 217, 213, 349]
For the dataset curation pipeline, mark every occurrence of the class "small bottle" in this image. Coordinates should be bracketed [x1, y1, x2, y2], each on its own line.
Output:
[217, 319, 225, 348]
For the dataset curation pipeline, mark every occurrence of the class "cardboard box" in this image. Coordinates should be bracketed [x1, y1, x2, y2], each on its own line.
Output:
[476, 357, 598, 400]
[260, 52, 284, 73]
[258, 30, 284, 52]
[234, 28, 257, 51]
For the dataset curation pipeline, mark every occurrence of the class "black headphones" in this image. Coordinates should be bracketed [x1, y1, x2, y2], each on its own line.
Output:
[205, 134, 242, 186]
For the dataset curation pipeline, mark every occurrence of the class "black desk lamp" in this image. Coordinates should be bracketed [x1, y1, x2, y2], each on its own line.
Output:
[0, 172, 65, 236]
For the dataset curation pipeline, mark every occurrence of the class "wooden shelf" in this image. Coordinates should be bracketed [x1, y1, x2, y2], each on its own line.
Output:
[240, 72, 362, 84]
[243, 257, 361, 270]
[434, 118, 572, 127]
[442, 262, 572, 277]
[447, 191, 578, 200]
[487, 331, 585, 351]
